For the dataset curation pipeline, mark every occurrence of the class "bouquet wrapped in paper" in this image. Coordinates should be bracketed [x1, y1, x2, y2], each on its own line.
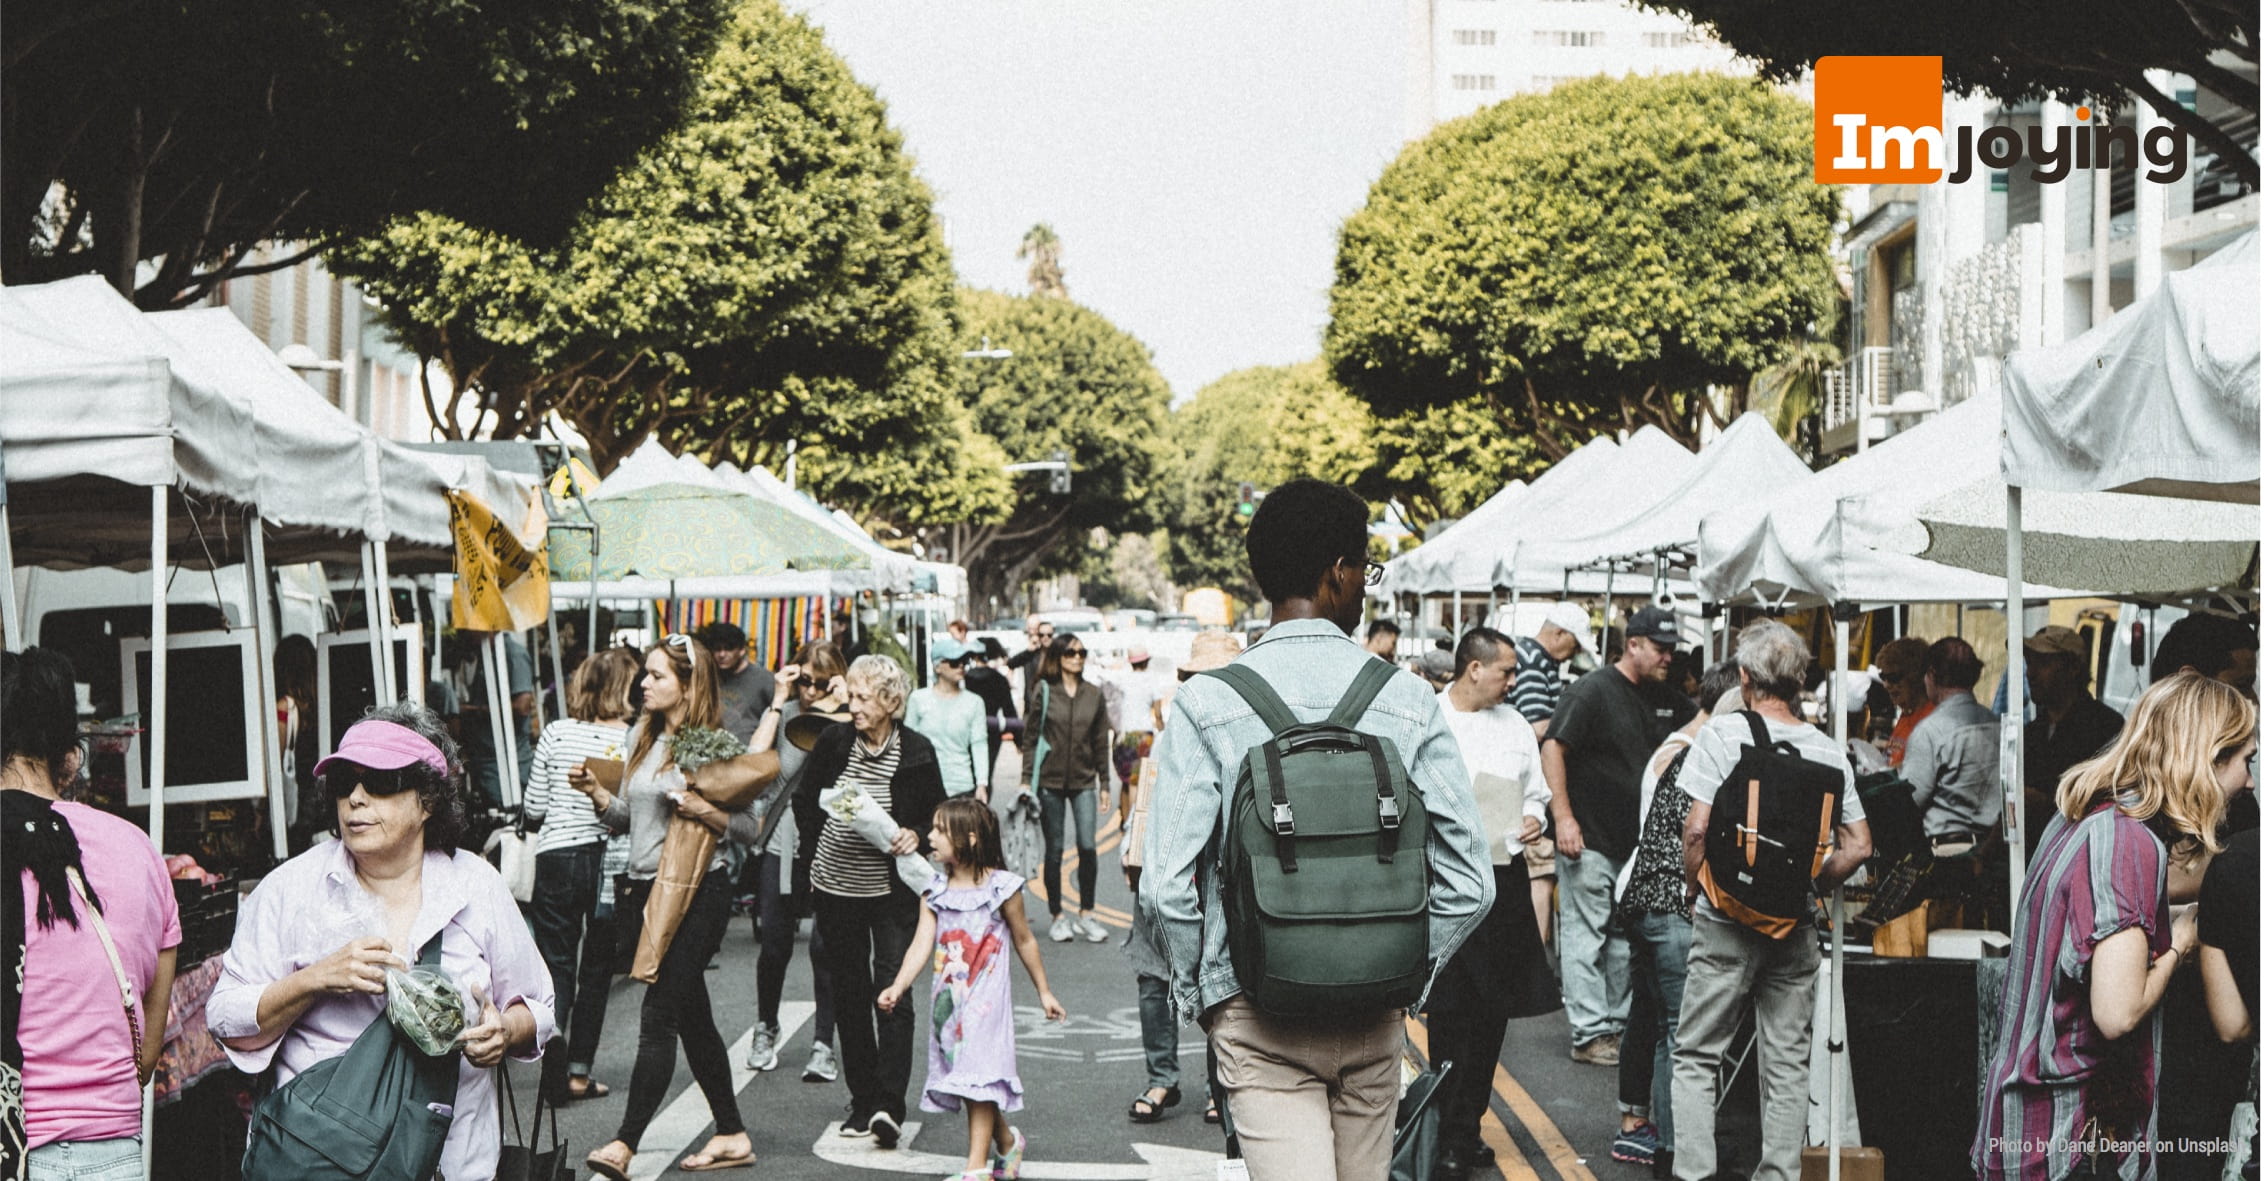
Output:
[820, 780, 934, 892]
[632, 726, 758, 982]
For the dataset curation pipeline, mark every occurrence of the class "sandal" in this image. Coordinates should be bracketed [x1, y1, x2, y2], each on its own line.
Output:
[565, 1076, 610, 1101]
[1204, 1095, 1222, 1125]
[679, 1135, 757, 1173]
[583, 1142, 634, 1181]
[1128, 1085, 1181, 1123]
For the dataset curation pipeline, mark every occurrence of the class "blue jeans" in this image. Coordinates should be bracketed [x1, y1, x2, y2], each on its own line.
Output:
[1621, 911, 1693, 1141]
[1039, 787, 1098, 914]
[1556, 848, 1631, 1045]
[1136, 972, 1181, 1091]
[28, 1137, 142, 1180]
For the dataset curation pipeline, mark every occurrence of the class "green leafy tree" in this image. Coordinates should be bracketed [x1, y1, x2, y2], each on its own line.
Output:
[4, 0, 729, 305]
[1326, 73, 1840, 460]
[1360, 400, 1545, 534]
[1164, 361, 1387, 597]
[1638, 0, 2258, 189]
[946, 287, 1173, 609]
[334, 0, 1008, 529]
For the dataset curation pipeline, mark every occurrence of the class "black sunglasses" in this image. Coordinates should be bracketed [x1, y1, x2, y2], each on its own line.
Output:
[1062, 647, 1087, 657]
[323, 765, 417, 799]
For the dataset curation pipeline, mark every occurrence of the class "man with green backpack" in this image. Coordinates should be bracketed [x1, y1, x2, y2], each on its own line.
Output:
[1139, 479, 1495, 1181]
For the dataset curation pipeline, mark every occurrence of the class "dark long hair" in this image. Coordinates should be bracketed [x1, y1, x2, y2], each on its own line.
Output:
[932, 796, 1005, 874]
[2, 649, 99, 928]
[1036, 633, 1082, 684]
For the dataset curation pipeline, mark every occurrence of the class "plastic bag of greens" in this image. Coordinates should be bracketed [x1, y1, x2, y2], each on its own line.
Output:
[384, 963, 470, 1056]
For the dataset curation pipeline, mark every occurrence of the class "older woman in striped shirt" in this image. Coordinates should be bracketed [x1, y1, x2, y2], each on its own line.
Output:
[794, 655, 947, 1150]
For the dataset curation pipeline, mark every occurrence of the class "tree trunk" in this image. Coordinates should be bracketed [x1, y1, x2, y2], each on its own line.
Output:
[106, 104, 144, 298]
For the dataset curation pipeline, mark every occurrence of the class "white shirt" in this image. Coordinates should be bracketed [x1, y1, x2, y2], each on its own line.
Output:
[1678, 710, 1868, 923]
[1437, 688, 1553, 862]
[1114, 669, 1164, 733]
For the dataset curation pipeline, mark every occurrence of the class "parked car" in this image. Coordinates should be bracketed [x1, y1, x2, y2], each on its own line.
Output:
[1156, 614, 1201, 632]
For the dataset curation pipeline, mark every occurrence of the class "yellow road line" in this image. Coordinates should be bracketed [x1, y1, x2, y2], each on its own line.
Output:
[1489, 1054, 1594, 1181]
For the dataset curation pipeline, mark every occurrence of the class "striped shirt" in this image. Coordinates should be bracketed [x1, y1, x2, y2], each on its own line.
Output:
[1974, 798, 2170, 1181]
[524, 719, 629, 854]
[812, 728, 901, 899]
[1508, 637, 1563, 725]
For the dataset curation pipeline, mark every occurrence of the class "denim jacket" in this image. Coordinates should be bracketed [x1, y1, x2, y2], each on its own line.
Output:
[1136, 619, 1496, 1024]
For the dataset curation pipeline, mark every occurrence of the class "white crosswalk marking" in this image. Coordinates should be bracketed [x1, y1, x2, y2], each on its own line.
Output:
[625, 1000, 816, 1180]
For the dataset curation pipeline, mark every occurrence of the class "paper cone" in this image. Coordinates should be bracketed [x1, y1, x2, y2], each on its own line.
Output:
[631, 814, 718, 983]
[688, 750, 779, 811]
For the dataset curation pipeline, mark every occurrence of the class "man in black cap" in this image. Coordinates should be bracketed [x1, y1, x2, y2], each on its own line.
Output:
[696, 621, 776, 745]
[1541, 605, 1694, 1068]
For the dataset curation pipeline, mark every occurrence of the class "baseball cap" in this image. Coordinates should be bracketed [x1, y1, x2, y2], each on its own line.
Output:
[2025, 625, 2086, 658]
[1417, 649, 1456, 684]
[930, 638, 973, 665]
[1540, 602, 1598, 657]
[1128, 647, 1151, 665]
[1626, 606, 1683, 647]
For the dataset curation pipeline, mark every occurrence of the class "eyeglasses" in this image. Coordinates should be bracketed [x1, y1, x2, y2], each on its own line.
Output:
[1345, 557, 1386, 586]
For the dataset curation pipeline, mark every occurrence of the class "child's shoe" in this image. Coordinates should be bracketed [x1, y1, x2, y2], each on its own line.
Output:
[989, 1127, 1025, 1180]
[947, 1172, 992, 1181]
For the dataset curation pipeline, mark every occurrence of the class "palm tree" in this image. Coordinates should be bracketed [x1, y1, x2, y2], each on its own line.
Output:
[1017, 223, 1067, 298]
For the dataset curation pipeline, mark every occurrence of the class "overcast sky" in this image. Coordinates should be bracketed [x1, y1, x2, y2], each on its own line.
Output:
[795, 0, 1409, 403]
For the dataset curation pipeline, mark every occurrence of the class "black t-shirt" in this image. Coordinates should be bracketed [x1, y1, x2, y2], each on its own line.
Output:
[2200, 826, 2259, 1020]
[1546, 668, 1695, 862]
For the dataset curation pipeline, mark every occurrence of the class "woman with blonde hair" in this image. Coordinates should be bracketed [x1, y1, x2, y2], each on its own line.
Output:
[523, 646, 639, 1101]
[1975, 672, 2257, 1181]
[573, 635, 754, 1177]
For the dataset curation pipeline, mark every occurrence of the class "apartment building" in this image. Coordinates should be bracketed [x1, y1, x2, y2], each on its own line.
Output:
[206, 252, 436, 442]
[1824, 78, 2258, 455]
[1403, 0, 1748, 138]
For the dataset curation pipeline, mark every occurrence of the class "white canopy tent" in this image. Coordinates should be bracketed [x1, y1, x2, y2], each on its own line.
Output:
[1529, 413, 1812, 575]
[1380, 476, 1540, 595]
[1488, 426, 1697, 594]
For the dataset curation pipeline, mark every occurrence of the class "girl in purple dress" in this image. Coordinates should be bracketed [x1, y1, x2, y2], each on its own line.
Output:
[880, 797, 1065, 1181]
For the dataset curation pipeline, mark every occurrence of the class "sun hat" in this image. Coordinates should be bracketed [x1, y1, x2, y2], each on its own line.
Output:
[1179, 631, 1242, 674]
[312, 719, 449, 779]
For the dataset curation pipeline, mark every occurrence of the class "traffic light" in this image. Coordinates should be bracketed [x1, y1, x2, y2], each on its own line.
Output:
[1235, 481, 1258, 520]
[1049, 449, 1071, 494]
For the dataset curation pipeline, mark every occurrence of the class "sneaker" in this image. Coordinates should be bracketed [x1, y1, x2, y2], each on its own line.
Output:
[869, 1110, 901, 1150]
[1570, 1033, 1621, 1066]
[802, 1041, 839, 1083]
[990, 1126, 1026, 1179]
[744, 1024, 780, 1072]
[1076, 913, 1109, 943]
[839, 1109, 873, 1138]
[1612, 1120, 1661, 1166]
[1049, 915, 1073, 943]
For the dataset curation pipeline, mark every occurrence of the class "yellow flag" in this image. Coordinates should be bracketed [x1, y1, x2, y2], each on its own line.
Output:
[548, 457, 601, 502]
[447, 490, 552, 631]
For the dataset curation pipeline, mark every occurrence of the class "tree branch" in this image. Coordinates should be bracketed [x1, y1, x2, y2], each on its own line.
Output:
[2113, 61, 2259, 190]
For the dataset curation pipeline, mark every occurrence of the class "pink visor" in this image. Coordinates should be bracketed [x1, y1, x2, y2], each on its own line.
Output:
[312, 719, 449, 779]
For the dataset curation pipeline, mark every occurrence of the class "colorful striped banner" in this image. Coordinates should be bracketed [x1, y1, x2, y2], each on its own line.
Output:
[652, 596, 846, 670]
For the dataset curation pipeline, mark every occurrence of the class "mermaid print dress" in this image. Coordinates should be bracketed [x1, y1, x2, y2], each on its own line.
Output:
[919, 869, 1026, 1114]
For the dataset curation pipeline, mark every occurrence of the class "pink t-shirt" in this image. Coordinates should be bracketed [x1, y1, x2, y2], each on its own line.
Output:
[19, 802, 181, 1149]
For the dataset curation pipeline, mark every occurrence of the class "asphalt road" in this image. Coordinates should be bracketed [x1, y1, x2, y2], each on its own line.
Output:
[513, 741, 1663, 1181]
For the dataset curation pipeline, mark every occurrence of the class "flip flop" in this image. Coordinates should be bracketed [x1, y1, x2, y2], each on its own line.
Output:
[583, 1144, 633, 1181]
[565, 1078, 611, 1100]
[679, 1147, 757, 1173]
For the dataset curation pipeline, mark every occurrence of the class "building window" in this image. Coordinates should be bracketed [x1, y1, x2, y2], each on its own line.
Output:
[1642, 31, 1695, 48]
[1452, 28, 1497, 45]
[1451, 74, 1498, 91]
[1536, 30, 1602, 47]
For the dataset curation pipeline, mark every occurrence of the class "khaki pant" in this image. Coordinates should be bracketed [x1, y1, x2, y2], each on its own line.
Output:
[1671, 916, 1818, 1181]
[1207, 995, 1404, 1181]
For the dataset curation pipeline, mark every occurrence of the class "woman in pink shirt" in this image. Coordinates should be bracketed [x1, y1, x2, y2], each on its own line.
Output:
[208, 703, 555, 1181]
[3, 648, 179, 1181]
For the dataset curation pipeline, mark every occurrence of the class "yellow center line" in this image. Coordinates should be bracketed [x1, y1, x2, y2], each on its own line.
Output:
[1404, 1016, 1540, 1181]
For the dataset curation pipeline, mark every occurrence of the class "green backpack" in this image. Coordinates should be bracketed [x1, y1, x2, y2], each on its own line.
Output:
[1204, 660, 1432, 1017]
[241, 932, 460, 1181]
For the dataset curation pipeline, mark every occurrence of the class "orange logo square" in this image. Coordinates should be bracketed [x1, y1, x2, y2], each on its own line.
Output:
[1814, 57, 1945, 183]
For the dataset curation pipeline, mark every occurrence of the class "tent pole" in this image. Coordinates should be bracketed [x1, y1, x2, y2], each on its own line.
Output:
[545, 610, 567, 725]
[142, 487, 169, 1179]
[2004, 486, 2029, 905]
[1509, 582, 1521, 632]
[361, 542, 388, 708]
[1452, 587, 1463, 642]
[1488, 586, 1499, 629]
[1829, 608, 1851, 1181]
[371, 542, 397, 705]
[246, 518, 286, 864]
[484, 633, 520, 809]
[0, 503, 23, 651]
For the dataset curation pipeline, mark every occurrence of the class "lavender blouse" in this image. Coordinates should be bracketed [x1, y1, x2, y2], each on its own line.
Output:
[207, 840, 556, 1181]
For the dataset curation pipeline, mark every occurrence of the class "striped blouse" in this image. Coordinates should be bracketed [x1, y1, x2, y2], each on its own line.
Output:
[524, 718, 630, 854]
[1974, 798, 2170, 1181]
[811, 728, 901, 900]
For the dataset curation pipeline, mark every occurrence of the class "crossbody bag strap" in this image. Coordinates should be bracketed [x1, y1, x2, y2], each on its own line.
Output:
[65, 869, 142, 1080]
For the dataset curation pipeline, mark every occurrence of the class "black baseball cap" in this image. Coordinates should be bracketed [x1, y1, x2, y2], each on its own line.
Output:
[1626, 606, 1682, 647]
